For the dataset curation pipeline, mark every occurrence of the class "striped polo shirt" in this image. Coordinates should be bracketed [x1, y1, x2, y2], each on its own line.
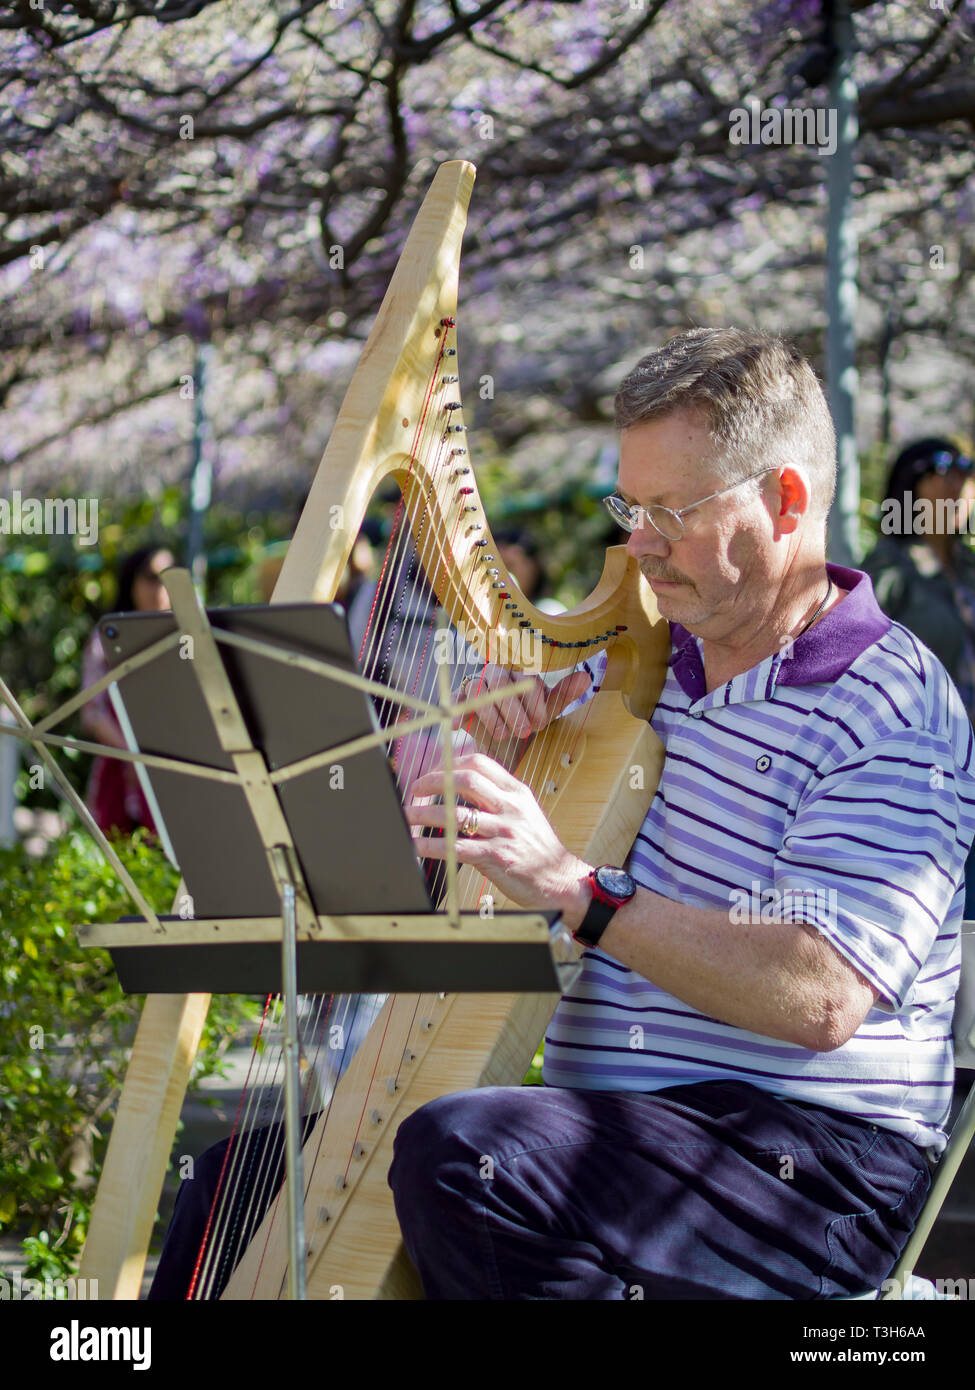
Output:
[544, 563, 975, 1153]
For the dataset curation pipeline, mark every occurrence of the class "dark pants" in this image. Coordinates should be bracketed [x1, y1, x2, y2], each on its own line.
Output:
[387, 1081, 931, 1300]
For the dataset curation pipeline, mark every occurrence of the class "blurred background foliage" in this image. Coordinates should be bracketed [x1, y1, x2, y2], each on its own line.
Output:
[0, 830, 260, 1280]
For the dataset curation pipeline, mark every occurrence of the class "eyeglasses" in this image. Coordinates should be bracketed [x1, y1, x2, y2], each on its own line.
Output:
[602, 465, 779, 541]
[911, 451, 974, 479]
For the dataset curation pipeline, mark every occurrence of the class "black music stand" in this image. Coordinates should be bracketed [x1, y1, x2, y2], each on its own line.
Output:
[78, 576, 573, 996]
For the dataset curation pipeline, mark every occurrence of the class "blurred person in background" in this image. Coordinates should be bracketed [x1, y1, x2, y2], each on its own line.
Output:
[80, 544, 174, 836]
[862, 437, 975, 912]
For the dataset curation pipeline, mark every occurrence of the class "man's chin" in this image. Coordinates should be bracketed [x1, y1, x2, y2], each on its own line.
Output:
[646, 582, 705, 626]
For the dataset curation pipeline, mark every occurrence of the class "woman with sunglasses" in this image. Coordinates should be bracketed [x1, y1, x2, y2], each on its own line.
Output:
[863, 439, 975, 700]
[863, 437, 975, 910]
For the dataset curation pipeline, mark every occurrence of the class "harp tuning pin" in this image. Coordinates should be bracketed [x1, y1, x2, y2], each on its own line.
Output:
[449, 424, 466, 433]
[474, 539, 488, 547]
[440, 316, 456, 327]
[480, 553, 495, 562]
[446, 347, 457, 356]
[445, 401, 462, 412]
[617, 624, 628, 632]
[459, 486, 474, 495]
[451, 449, 468, 459]
[441, 375, 459, 384]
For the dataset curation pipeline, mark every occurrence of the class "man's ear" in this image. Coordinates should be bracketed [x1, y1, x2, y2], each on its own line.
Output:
[775, 467, 809, 533]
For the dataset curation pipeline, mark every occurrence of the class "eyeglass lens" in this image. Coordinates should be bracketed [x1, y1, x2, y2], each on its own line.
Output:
[603, 495, 683, 540]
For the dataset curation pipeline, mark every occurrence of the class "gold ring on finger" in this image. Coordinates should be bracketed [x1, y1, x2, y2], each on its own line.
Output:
[458, 807, 480, 838]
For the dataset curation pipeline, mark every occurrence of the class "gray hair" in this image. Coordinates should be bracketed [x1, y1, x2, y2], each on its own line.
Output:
[614, 328, 837, 519]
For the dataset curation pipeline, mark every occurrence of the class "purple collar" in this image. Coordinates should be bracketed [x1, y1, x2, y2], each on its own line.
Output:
[669, 564, 892, 702]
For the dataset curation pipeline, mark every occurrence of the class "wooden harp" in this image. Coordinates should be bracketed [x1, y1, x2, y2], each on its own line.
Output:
[79, 159, 670, 1300]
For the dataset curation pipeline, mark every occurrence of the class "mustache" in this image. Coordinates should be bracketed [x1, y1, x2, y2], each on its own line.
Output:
[641, 565, 691, 585]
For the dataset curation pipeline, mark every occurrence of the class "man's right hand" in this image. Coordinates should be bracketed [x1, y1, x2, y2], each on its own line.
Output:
[453, 666, 592, 749]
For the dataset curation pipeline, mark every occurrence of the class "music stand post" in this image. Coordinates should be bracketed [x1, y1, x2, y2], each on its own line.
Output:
[270, 845, 306, 1303]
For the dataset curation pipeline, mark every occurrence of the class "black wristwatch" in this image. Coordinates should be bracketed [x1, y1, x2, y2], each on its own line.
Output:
[573, 865, 637, 948]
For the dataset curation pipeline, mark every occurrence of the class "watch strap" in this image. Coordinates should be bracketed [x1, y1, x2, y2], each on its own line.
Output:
[573, 894, 618, 949]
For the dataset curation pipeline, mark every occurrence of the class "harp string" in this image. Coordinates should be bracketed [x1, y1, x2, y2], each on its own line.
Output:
[191, 989, 383, 1300]
[242, 991, 388, 1300]
[357, 320, 457, 715]
[189, 992, 294, 1300]
[189, 993, 320, 1299]
[186, 990, 278, 1300]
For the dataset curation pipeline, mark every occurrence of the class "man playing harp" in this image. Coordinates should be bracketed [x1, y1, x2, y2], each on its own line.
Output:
[392, 327, 975, 1300]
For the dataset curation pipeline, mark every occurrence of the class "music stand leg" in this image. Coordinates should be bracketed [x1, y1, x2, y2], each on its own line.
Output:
[279, 871, 306, 1302]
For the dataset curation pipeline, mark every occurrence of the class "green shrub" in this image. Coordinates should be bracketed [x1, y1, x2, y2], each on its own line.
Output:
[0, 830, 258, 1278]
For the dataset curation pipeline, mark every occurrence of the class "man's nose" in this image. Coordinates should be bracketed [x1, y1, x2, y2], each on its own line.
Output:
[625, 513, 671, 559]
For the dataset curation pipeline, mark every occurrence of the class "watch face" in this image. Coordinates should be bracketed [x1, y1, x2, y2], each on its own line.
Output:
[594, 866, 636, 901]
